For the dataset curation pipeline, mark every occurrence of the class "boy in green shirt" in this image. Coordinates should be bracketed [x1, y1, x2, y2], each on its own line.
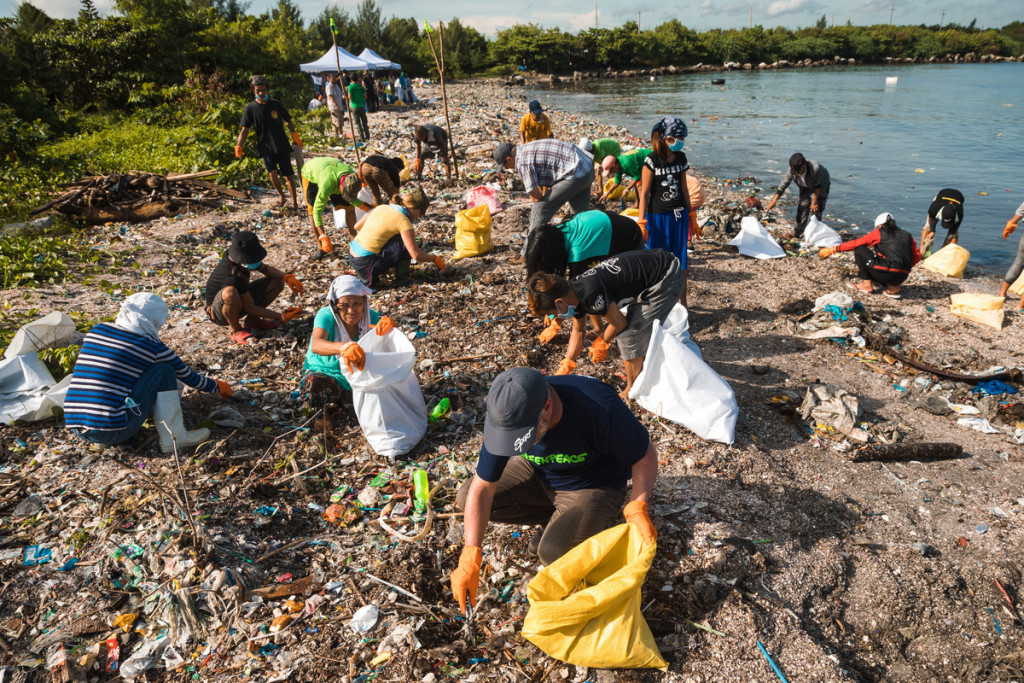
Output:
[348, 77, 369, 141]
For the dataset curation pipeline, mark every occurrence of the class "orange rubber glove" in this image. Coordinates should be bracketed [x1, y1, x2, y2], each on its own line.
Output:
[818, 247, 835, 259]
[282, 306, 303, 323]
[555, 358, 576, 375]
[318, 234, 334, 254]
[450, 546, 482, 615]
[636, 218, 648, 243]
[375, 316, 395, 336]
[1004, 219, 1019, 240]
[234, 145, 243, 159]
[433, 255, 446, 272]
[283, 273, 303, 295]
[689, 210, 701, 239]
[339, 342, 366, 373]
[413, 158, 423, 174]
[623, 500, 656, 545]
[291, 132, 302, 148]
[589, 336, 610, 363]
[215, 379, 232, 399]
[537, 316, 561, 344]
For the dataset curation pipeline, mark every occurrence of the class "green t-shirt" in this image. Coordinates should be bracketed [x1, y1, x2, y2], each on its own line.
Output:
[301, 157, 356, 228]
[560, 210, 613, 264]
[591, 138, 621, 164]
[303, 306, 380, 389]
[615, 148, 652, 184]
[348, 82, 366, 110]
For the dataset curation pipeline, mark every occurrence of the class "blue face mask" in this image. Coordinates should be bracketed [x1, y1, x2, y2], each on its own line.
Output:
[669, 139, 685, 152]
[556, 303, 576, 319]
[244, 261, 262, 270]
[256, 93, 268, 102]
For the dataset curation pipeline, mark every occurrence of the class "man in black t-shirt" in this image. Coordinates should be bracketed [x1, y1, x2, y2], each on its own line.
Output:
[449, 368, 658, 614]
[204, 231, 304, 345]
[235, 75, 303, 210]
[921, 188, 965, 252]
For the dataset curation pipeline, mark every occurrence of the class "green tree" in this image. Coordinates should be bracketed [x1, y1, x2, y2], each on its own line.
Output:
[354, 0, 383, 53]
[816, 14, 828, 30]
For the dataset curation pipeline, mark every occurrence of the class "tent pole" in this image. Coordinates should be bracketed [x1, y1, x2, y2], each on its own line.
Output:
[331, 27, 362, 166]
[425, 22, 459, 180]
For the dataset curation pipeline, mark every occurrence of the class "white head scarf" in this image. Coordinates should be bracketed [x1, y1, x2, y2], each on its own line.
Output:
[874, 212, 895, 228]
[326, 275, 373, 343]
[113, 292, 167, 341]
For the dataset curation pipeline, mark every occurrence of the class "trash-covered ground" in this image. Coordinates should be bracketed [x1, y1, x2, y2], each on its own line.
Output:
[2, 80, 1024, 682]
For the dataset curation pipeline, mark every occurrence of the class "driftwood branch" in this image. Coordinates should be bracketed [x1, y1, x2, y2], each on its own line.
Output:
[848, 442, 964, 463]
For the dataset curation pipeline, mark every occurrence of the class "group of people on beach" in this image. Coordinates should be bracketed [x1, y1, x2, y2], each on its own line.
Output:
[58, 78, 1024, 620]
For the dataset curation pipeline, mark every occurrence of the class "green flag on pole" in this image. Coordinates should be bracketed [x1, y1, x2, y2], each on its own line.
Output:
[423, 18, 434, 33]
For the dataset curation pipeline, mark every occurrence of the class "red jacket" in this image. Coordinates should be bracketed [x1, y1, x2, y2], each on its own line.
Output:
[837, 227, 921, 273]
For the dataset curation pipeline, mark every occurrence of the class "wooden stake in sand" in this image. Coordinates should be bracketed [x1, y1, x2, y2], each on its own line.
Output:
[330, 18, 362, 167]
[423, 20, 460, 179]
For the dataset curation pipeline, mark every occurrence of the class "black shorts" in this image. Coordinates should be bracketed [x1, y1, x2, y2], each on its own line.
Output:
[208, 278, 274, 326]
[303, 180, 346, 211]
[262, 151, 294, 177]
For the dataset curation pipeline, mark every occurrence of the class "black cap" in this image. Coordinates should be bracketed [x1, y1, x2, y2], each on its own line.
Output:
[228, 231, 267, 264]
[938, 205, 956, 230]
[251, 75, 269, 87]
[483, 368, 550, 457]
[789, 152, 806, 169]
[529, 100, 543, 114]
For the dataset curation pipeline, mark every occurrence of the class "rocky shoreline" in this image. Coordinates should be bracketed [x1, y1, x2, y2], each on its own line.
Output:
[1, 79, 1022, 682]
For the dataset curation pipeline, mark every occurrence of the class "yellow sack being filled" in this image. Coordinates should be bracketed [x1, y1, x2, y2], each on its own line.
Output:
[922, 243, 970, 278]
[521, 524, 667, 670]
[602, 178, 636, 202]
[452, 204, 494, 260]
[1008, 271, 1024, 297]
[950, 293, 1004, 330]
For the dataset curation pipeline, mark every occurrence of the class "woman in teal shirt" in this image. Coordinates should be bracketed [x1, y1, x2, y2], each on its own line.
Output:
[301, 275, 393, 411]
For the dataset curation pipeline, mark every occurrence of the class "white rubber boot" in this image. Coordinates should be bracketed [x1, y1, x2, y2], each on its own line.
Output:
[154, 391, 210, 454]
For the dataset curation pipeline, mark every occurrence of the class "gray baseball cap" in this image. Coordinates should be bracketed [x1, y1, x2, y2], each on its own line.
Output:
[493, 142, 514, 167]
[483, 367, 549, 457]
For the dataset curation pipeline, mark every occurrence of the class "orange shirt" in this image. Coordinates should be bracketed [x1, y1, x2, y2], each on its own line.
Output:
[520, 113, 552, 143]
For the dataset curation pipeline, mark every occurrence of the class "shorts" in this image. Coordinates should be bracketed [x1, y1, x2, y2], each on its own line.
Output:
[616, 256, 685, 360]
[330, 109, 344, 128]
[262, 151, 294, 177]
[302, 177, 349, 216]
[300, 372, 348, 408]
[207, 277, 274, 326]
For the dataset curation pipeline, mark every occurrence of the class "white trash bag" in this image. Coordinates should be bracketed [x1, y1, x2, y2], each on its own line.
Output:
[802, 216, 842, 248]
[628, 319, 737, 444]
[729, 216, 786, 259]
[661, 303, 702, 360]
[333, 186, 375, 230]
[343, 327, 427, 458]
[4, 311, 79, 359]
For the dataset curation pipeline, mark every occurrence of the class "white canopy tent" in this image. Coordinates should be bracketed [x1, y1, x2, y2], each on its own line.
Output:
[299, 46, 370, 73]
[357, 48, 401, 71]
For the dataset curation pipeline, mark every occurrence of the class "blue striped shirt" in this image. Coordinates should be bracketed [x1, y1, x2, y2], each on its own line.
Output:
[64, 324, 217, 431]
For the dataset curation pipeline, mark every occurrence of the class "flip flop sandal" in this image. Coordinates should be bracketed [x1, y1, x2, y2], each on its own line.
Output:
[247, 317, 281, 330]
[231, 330, 254, 344]
[848, 282, 873, 293]
[882, 290, 902, 299]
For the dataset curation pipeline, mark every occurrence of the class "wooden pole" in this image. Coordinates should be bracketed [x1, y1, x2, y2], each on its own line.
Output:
[424, 22, 459, 180]
[330, 23, 362, 166]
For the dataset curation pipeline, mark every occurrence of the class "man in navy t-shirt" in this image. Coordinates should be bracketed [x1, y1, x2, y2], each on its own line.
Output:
[449, 367, 659, 614]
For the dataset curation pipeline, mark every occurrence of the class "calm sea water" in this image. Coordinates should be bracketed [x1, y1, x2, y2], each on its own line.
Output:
[531, 63, 1024, 271]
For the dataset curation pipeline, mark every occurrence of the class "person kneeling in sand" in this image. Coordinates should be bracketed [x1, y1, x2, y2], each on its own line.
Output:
[526, 249, 685, 399]
[819, 212, 921, 300]
[205, 231, 303, 344]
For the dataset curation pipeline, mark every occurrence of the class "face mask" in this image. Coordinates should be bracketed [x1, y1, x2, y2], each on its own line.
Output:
[556, 303, 576, 319]
[244, 261, 262, 270]
[256, 93, 268, 102]
[669, 139, 685, 152]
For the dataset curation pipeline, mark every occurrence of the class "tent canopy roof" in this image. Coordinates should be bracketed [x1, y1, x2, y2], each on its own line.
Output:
[357, 48, 401, 71]
[300, 46, 370, 73]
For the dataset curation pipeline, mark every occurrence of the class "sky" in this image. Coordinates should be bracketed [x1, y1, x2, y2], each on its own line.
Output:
[5, 0, 1019, 36]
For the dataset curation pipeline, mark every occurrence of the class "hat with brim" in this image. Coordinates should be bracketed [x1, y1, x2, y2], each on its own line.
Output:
[939, 206, 956, 230]
[493, 142, 514, 167]
[339, 173, 362, 204]
[601, 155, 617, 178]
[228, 230, 267, 264]
[529, 100, 543, 115]
[483, 367, 550, 457]
[401, 185, 430, 214]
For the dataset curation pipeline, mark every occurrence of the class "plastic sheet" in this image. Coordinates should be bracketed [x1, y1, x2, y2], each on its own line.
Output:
[802, 216, 842, 248]
[729, 217, 786, 259]
[950, 293, 1004, 330]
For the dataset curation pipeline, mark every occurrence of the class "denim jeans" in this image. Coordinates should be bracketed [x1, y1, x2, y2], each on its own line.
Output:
[76, 364, 178, 446]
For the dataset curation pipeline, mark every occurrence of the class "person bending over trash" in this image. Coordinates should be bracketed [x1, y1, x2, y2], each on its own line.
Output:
[348, 186, 445, 288]
[64, 293, 231, 453]
[519, 100, 553, 144]
[494, 139, 595, 260]
[301, 156, 371, 260]
[413, 124, 452, 181]
[600, 148, 651, 203]
[764, 152, 830, 239]
[920, 188, 964, 253]
[526, 249, 685, 398]
[301, 275, 394, 419]
[450, 367, 658, 613]
[205, 231, 303, 345]
[636, 117, 694, 304]
[235, 75, 301, 210]
[526, 209, 646, 346]
[996, 198, 1024, 310]
[359, 155, 405, 206]
[819, 212, 921, 299]
[579, 137, 621, 195]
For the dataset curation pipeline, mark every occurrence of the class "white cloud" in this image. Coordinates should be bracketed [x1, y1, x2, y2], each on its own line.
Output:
[766, 0, 815, 17]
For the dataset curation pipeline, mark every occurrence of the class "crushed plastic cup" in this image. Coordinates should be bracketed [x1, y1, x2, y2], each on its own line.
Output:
[350, 604, 380, 633]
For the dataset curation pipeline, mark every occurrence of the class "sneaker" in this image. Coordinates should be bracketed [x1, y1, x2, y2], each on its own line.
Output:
[527, 526, 545, 557]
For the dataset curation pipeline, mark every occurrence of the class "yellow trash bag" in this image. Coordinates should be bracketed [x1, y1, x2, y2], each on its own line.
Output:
[521, 524, 667, 670]
[453, 205, 494, 260]
[398, 155, 411, 183]
[621, 207, 640, 219]
[602, 178, 637, 202]
[687, 173, 706, 209]
[950, 293, 1004, 330]
[921, 243, 970, 278]
[1008, 271, 1024, 297]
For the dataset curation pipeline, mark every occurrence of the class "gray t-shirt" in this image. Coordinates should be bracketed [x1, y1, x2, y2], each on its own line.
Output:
[775, 159, 830, 196]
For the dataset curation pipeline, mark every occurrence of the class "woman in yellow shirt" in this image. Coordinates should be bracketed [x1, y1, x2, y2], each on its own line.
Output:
[519, 100, 553, 144]
[348, 186, 446, 287]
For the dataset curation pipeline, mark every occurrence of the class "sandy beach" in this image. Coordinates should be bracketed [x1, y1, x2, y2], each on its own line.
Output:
[2, 79, 1023, 682]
